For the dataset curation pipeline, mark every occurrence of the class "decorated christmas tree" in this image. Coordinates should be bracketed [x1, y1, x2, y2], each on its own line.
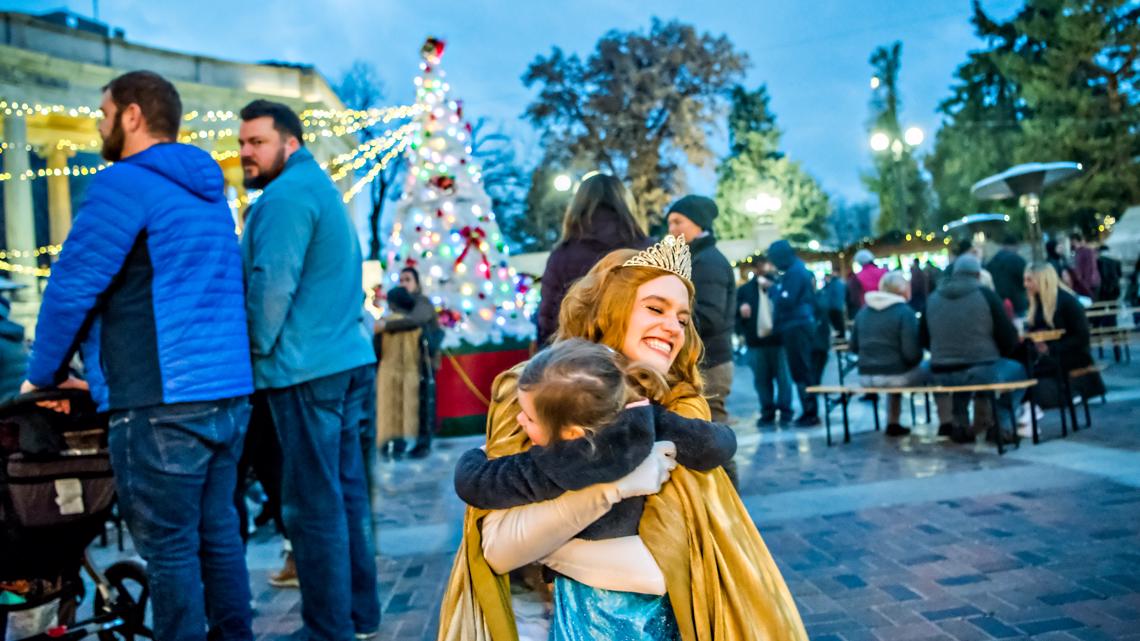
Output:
[382, 37, 534, 349]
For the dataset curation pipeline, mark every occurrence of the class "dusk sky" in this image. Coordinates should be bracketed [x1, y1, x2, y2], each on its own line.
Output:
[11, 0, 1022, 204]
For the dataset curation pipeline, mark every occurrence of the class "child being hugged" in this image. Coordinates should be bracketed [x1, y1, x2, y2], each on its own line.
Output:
[453, 338, 737, 596]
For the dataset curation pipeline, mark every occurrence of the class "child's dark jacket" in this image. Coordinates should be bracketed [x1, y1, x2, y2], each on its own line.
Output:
[453, 404, 736, 540]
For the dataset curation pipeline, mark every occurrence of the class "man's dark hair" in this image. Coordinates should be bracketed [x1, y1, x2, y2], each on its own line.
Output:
[103, 71, 182, 139]
[400, 267, 421, 287]
[240, 99, 305, 145]
[1069, 232, 1084, 242]
[954, 239, 973, 256]
[1002, 234, 1020, 246]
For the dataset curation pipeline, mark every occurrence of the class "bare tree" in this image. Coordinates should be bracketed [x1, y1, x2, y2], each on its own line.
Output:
[469, 118, 534, 251]
[336, 60, 405, 260]
[522, 19, 748, 228]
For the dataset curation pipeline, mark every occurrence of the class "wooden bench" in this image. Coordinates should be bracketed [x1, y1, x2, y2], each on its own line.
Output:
[807, 380, 1038, 455]
[1063, 363, 1108, 431]
[1088, 325, 1134, 362]
[832, 341, 859, 385]
[1085, 305, 1140, 363]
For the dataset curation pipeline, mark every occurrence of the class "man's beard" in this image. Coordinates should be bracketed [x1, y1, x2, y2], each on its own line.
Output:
[100, 112, 126, 162]
[242, 147, 287, 190]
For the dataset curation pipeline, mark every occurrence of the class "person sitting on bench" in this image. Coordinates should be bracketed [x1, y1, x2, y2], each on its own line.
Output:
[1024, 263, 1104, 405]
[849, 271, 928, 437]
[921, 254, 1027, 444]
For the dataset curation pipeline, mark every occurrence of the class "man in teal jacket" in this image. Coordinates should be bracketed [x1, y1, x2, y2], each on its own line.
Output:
[239, 100, 379, 641]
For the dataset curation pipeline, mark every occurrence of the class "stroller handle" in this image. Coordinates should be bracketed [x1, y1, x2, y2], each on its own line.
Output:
[0, 388, 97, 415]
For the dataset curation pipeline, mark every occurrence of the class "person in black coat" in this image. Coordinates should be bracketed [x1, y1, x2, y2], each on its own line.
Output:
[736, 258, 793, 426]
[537, 174, 650, 346]
[985, 235, 1028, 317]
[667, 195, 737, 422]
[1024, 262, 1103, 402]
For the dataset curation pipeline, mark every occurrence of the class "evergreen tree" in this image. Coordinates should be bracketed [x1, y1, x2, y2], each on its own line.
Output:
[926, 5, 1024, 229]
[863, 42, 934, 234]
[998, 0, 1140, 231]
[715, 85, 830, 242]
[929, 0, 1140, 234]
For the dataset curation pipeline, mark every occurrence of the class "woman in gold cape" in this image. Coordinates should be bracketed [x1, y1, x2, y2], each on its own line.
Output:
[438, 244, 808, 641]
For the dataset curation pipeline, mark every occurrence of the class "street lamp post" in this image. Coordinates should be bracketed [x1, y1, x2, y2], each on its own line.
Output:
[870, 127, 923, 231]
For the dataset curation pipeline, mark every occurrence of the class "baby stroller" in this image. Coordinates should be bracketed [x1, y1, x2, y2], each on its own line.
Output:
[0, 389, 150, 640]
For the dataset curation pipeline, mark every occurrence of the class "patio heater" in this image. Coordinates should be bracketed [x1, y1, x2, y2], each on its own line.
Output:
[970, 162, 1082, 262]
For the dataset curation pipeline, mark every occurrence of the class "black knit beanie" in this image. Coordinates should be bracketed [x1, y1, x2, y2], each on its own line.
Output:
[667, 195, 718, 232]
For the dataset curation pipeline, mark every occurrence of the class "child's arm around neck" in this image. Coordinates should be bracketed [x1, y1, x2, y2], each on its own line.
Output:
[453, 405, 657, 509]
[651, 404, 737, 471]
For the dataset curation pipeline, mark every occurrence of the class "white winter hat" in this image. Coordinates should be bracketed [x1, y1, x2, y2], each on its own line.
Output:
[854, 249, 876, 266]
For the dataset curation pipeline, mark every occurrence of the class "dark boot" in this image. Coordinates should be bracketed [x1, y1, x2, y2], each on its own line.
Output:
[885, 423, 911, 437]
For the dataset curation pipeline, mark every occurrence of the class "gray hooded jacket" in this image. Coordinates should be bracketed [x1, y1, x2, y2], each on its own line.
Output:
[850, 291, 922, 375]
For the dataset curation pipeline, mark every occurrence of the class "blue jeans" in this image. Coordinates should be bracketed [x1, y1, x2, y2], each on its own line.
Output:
[266, 365, 380, 641]
[746, 345, 792, 417]
[108, 396, 253, 641]
[932, 359, 1027, 429]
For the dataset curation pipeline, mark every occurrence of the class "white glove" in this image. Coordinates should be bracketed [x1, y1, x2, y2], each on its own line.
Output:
[612, 441, 677, 499]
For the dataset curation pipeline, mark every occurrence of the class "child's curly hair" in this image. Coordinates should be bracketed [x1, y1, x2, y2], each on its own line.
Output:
[518, 338, 669, 445]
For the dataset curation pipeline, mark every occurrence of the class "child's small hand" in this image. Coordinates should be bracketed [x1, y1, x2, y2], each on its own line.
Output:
[624, 398, 651, 409]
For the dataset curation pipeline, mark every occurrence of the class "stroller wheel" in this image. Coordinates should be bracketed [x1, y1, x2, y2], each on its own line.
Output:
[93, 560, 152, 640]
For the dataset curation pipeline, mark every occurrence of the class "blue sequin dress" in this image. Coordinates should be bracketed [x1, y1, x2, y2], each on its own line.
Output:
[549, 576, 680, 641]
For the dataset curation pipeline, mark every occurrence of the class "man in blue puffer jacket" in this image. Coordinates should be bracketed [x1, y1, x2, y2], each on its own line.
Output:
[768, 240, 820, 426]
[22, 71, 254, 641]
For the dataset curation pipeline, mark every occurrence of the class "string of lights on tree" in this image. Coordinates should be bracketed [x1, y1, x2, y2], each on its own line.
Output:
[380, 37, 533, 348]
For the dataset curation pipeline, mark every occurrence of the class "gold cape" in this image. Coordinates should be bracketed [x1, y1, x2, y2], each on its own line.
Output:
[437, 365, 808, 641]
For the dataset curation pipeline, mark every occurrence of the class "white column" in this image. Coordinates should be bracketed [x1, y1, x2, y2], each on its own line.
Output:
[45, 146, 74, 247]
[3, 114, 40, 329]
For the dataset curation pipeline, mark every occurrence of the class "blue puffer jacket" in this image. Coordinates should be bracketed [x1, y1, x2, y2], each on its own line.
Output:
[26, 143, 253, 412]
[768, 240, 816, 332]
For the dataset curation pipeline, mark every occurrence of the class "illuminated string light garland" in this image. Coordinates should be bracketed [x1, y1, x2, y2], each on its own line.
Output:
[0, 244, 63, 260]
[1, 98, 417, 140]
[182, 110, 237, 123]
[321, 122, 416, 171]
[0, 244, 62, 277]
[178, 128, 235, 143]
[0, 100, 100, 119]
[326, 122, 418, 181]
[301, 105, 419, 142]
[0, 162, 112, 182]
[343, 135, 412, 203]
[0, 260, 52, 277]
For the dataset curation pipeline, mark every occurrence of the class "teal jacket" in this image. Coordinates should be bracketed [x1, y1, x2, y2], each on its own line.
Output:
[241, 147, 375, 389]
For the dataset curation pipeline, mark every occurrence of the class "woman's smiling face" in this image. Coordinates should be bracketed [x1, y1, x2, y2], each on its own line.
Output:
[621, 274, 691, 373]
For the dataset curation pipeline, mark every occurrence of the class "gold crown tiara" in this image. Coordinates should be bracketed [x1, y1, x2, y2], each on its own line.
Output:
[621, 234, 692, 281]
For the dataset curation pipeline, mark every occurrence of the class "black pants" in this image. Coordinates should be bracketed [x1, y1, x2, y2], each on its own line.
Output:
[234, 391, 285, 542]
[417, 364, 436, 448]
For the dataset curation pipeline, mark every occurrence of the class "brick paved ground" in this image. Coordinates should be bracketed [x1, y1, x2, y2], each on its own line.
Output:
[87, 355, 1140, 640]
